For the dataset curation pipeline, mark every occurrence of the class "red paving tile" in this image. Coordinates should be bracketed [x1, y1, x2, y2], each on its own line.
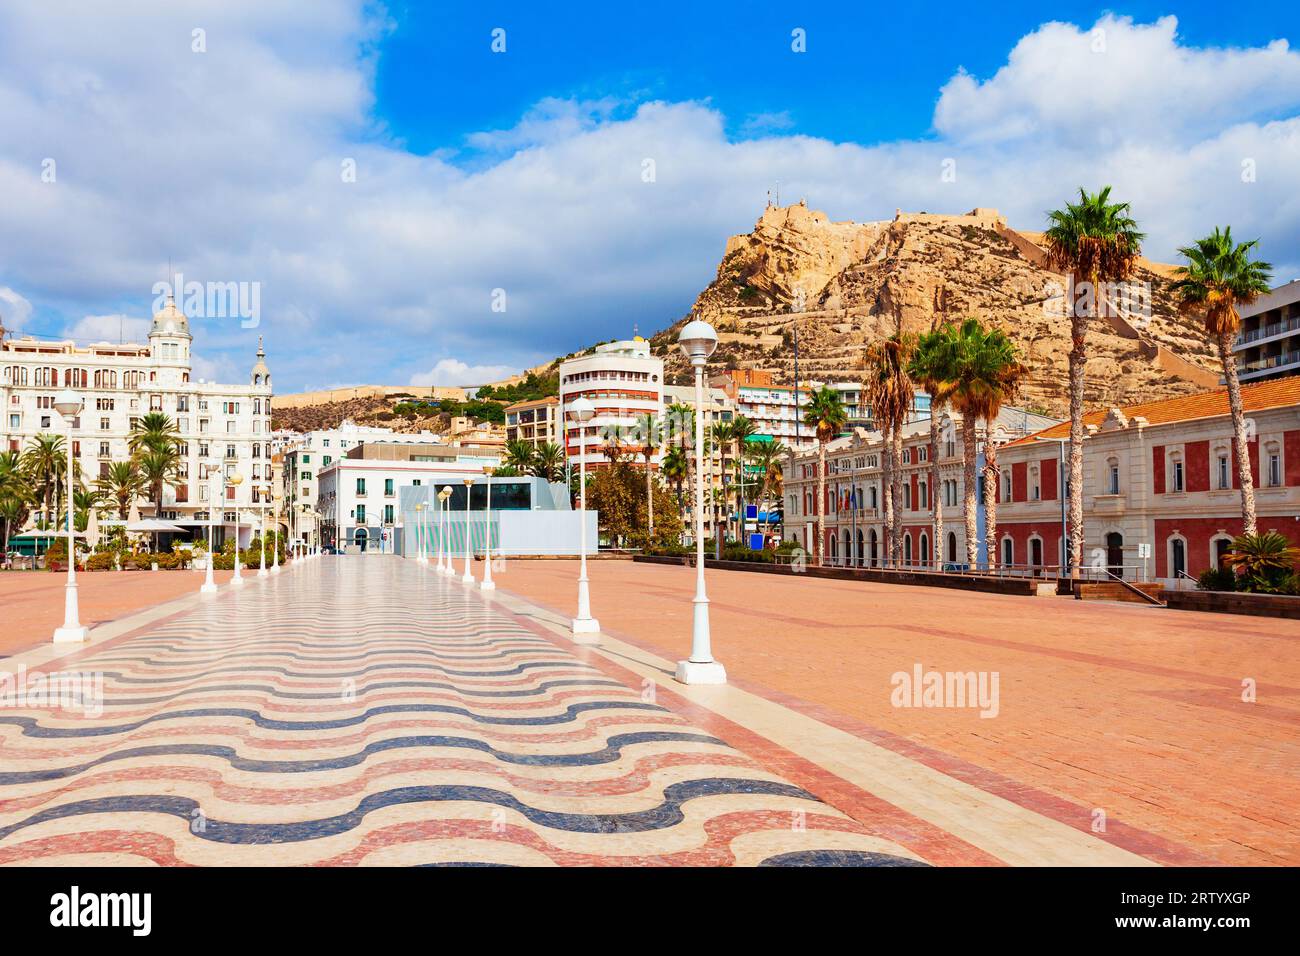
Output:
[495, 558, 1300, 866]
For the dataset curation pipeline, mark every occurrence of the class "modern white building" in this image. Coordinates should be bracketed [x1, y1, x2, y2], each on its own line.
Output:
[1233, 278, 1300, 383]
[1, 296, 273, 546]
[280, 421, 443, 545]
[559, 337, 664, 469]
[710, 369, 814, 449]
[315, 440, 500, 552]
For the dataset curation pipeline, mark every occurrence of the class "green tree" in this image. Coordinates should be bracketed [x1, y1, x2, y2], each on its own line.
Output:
[136, 448, 181, 520]
[1172, 226, 1273, 536]
[945, 318, 1027, 568]
[728, 415, 759, 540]
[1044, 187, 1145, 580]
[97, 459, 145, 519]
[803, 386, 847, 566]
[502, 439, 537, 474]
[909, 325, 961, 570]
[865, 333, 916, 567]
[1225, 531, 1300, 594]
[21, 433, 65, 525]
[0, 449, 32, 554]
[636, 412, 663, 539]
[531, 441, 565, 483]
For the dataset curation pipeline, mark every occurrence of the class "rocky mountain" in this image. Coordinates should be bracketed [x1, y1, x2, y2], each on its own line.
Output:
[271, 395, 450, 434]
[649, 202, 1220, 417]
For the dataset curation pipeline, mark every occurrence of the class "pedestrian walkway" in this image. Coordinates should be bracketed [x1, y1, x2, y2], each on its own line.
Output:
[0, 557, 925, 866]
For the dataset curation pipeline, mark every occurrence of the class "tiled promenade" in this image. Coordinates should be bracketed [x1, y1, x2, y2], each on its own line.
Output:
[495, 558, 1300, 867]
[0, 557, 925, 866]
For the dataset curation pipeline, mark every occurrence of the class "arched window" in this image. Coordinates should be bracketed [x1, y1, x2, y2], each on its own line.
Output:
[947, 532, 957, 564]
[1169, 536, 1186, 580]
[1001, 537, 1013, 567]
[920, 532, 930, 566]
[903, 533, 913, 565]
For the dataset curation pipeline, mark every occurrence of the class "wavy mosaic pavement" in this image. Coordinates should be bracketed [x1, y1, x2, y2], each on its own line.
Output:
[0, 557, 929, 866]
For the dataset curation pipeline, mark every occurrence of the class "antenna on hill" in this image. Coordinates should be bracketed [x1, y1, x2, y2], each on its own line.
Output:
[775, 179, 781, 206]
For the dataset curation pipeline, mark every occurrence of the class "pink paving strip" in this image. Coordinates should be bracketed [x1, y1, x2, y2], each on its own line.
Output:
[497, 586, 1215, 867]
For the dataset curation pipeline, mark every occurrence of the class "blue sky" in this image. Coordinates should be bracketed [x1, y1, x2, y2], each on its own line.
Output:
[0, 2, 1297, 393]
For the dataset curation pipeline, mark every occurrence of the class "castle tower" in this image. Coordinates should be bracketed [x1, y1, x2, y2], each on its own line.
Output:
[149, 294, 192, 386]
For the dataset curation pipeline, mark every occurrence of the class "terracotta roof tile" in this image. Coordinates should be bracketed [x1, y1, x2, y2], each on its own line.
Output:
[1004, 374, 1300, 447]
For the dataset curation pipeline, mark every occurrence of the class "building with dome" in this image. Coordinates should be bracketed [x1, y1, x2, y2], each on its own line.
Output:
[1, 296, 274, 547]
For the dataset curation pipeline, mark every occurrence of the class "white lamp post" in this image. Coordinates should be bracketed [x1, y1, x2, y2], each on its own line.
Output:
[229, 472, 244, 587]
[438, 486, 453, 574]
[675, 318, 726, 684]
[480, 465, 496, 590]
[460, 477, 475, 583]
[51, 389, 88, 643]
[201, 474, 219, 594]
[271, 491, 282, 574]
[257, 494, 269, 577]
[415, 502, 427, 563]
[568, 396, 599, 638]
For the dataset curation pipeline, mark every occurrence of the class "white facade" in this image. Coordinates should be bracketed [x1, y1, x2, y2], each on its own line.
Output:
[316, 453, 499, 552]
[2, 296, 273, 538]
[279, 422, 442, 544]
[559, 338, 664, 469]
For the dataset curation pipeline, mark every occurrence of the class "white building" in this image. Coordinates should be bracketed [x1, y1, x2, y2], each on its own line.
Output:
[279, 421, 444, 545]
[559, 337, 664, 469]
[2, 296, 273, 545]
[316, 441, 501, 552]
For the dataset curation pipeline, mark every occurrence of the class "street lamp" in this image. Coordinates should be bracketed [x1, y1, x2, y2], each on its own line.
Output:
[438, 486, 453, 575]
[201, 473, 220, 594]
[460, 476, 475, 583]
[568, 395, 599, 638]
[415, 502, 427, 563]
[257, 491, 269, 577]
[229, 471, 244, 587]
[271, 491, 282, 574]
[51, 389, 87, 643]
[675, 318, 726, 684]
[480, 465, 496, 590]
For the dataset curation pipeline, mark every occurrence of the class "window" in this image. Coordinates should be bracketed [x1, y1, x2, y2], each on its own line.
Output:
[1002, 538, 1013, 566]
[1002, 472, 1012, 501]
[384, 504, 395, 524]
[1107, 461, 1120, 495]
[301, 455, 311, 464]
[1268, 452, 1282, 487]
[100, 417, 110, 430]
[7, 414, 17, 429]
[1172, 458, 1184, 492]
[1031, 469, 1041, 501]
[98, 441, 110, 456]
[355, 504, 366, 524]
[1217, 454, 1230, 490]
[384, 478, 394, 497]
[356, 478, 366, 495]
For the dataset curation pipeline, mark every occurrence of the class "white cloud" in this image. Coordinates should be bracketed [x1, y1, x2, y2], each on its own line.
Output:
[0, 286, 33, 331]
[0, 7, 1296, 394]
[64, 313, 149, 344]
[410, 359, 520, 387]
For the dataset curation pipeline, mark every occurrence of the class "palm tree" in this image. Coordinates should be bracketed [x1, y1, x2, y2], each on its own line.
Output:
[636, 413, 663, 541]
[803, 385, 848, 566]
[531, 441, 565, 483]
[0, 449, 32, 555]
[747, 438, 789, 541]
[73, 486, 104, 533]
[946, 318, 1027, 569]
[1224, 531, 1300, 593]
[865, 333, 917, 567]
[729, 415, 759, 540]
[21, 433, 65, 525]
[97, 459, 145, 519]
[661, 445, 689, 524]
[128, 411, 180, 455]
[1171, 226, 1273, 536]
[502, 439, 536, 474]
[909, 325, 960, 570]
[710, 420, 735, 544]
[136, 448, 181, 520]
[1044, 187, 1144, 580]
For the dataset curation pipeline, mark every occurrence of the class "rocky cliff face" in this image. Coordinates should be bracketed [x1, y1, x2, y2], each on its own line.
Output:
[651, 203, 1220, 417]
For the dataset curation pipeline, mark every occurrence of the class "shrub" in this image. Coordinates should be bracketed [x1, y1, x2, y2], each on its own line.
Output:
[85, 551, 117, 571]
[1225, 532, 1300, 594]
[1196, 567, 1237, 592]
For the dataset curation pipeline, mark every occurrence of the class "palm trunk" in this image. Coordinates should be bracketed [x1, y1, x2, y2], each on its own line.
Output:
[963, 418, 979, 567]
[881, 440, 894, 568]
[816, 441, 826, 566]
[891, 421, 903, 567]
[930, 407, 943, 571]
[1219, 331, 1257, 536]
[984, 423, 999, 569]
[1068, 272, 1088, 580]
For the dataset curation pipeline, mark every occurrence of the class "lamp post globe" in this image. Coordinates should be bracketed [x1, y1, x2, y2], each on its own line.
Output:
[567, 396, 599, 639]
[675, 317, 725, 685]
[51, 389, 87, 643]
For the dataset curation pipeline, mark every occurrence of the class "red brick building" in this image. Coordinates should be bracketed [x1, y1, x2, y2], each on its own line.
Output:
[995, 376, 1300, 584]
